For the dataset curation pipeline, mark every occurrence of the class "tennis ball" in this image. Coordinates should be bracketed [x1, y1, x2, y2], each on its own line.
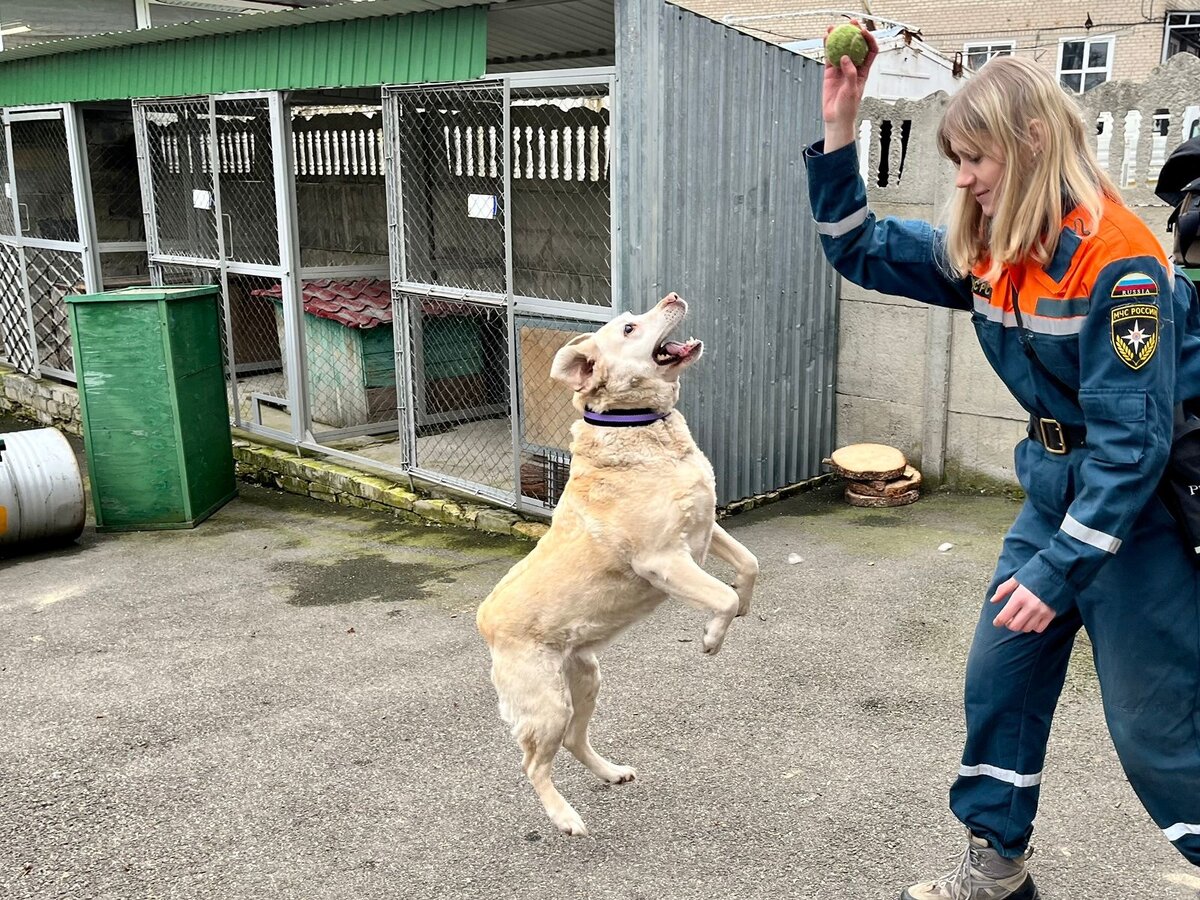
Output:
[825, 24, 868, 67]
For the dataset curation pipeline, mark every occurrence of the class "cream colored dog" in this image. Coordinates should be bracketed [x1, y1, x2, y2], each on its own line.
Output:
[476, 292, 758, 836]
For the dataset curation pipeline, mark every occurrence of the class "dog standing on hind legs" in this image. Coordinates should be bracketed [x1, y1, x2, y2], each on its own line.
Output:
[476, 292, 759, 836]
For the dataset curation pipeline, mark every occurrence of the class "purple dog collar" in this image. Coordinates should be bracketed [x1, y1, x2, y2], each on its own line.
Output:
[582, 407, 671, 427]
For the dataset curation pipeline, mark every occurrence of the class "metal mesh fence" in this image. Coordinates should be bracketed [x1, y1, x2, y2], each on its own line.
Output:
[390, 84, 506, 293]
[0, 242, 35, 373]
[141, 100, 219, 260]
[0, 126, 14, 237]
[515, 313, 590, 507]
[25, 245, 83, 378]
[84, 106, 145, 246]
[8, 117, 78, 242]
[228, 273, 290, 430]
[293, 105, 388, 269]
[510, 85, 611, 306]
[215, 98, 279, 267]
[400, 292, 513, 494]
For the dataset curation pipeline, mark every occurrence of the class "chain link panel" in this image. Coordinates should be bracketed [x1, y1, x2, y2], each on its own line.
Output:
[0, 124, 15, 238]
[25, 246, 82, 378]
[401, 293, 513, 494]
[510, 85, 611, 306]
[515, 312, 590, 507]
[8, 117, 78, 242]
[391, 84, 506, 293]
[215, 98, 279, 268]
[0, 242, 35, 373]
[141, 100, 219, 260]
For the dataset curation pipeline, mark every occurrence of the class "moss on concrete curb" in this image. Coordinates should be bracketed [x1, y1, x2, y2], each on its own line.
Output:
[232, 439, 550, 541]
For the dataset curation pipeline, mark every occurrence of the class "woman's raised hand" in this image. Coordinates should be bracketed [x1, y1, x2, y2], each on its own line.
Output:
[822, 20, 879, 152]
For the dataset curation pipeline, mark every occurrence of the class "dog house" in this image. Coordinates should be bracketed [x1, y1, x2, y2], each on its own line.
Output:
[0, 0, 838, 513]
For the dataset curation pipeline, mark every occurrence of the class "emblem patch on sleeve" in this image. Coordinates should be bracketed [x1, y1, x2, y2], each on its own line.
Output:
[1110, 302, 1159, 370]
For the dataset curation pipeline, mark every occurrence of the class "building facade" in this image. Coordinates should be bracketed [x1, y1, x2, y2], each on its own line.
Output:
[674, 0, 1200, 87]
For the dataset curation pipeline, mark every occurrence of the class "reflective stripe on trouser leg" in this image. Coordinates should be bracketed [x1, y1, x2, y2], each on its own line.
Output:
[1079, 498, 1200, 867]
[950, 499, 1083, 859]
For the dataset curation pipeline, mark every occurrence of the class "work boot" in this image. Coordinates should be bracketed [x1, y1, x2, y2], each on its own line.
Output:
[901, 831, 1040, 900]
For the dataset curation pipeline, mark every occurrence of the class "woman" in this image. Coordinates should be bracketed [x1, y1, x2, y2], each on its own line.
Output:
[807, 26, 1200, 900]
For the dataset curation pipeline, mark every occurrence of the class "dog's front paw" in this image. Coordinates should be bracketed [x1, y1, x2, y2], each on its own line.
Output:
[702, 619, 728, 655]
[552, 807, 589, 836]
[604, 764, 637, 784]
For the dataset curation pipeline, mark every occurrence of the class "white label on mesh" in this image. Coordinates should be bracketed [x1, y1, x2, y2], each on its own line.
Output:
[467, 194, 498, 219]
[192, 189, 214, 211]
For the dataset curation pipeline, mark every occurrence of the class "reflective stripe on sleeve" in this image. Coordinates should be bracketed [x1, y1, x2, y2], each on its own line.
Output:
[1061, 514, 1122, 554]
[814, 205, 869, 237]
[958, 763, 1043, 788]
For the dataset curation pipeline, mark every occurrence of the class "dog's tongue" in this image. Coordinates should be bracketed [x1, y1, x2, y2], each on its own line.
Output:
[663, 341, 690, 357]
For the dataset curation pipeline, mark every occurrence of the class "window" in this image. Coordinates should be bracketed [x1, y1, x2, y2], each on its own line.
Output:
[1058, 36, 1114, 93]
[1164, 12, 1200, 62]
[963, 41, 1014, 71]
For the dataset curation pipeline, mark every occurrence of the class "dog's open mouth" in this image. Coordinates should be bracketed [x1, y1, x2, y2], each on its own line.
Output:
[653, 338, 702, 366]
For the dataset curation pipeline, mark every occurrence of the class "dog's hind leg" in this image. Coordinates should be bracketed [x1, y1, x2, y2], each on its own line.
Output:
[563, 652, 636, 785]
[707, 523, 759, 617]
[490, 645, 588, 836]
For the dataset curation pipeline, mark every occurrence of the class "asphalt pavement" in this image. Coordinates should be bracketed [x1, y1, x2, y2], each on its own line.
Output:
[1, 415, 1198, 900]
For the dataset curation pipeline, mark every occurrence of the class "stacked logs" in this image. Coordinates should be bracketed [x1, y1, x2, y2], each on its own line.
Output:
[824, 443, 922, 508]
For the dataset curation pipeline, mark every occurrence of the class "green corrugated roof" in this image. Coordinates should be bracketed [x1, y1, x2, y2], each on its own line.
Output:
[0, 0, 492, 62]
[0, 5, 487, 106]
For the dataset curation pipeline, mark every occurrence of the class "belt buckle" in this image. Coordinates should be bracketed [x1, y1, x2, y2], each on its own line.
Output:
[1038, 417, 1068, 455]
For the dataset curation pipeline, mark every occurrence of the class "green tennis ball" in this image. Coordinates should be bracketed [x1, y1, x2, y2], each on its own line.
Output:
[825, 24, 868, 67]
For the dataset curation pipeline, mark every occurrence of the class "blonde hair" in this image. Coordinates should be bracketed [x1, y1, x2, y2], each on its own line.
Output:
[936, 56, 1120, 281]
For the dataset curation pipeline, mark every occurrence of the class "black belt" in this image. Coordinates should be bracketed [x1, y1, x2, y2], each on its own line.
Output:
[1027, 416, 1086, 454]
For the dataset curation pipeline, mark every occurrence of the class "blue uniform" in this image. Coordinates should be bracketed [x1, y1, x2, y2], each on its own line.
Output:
[806, 139, 1200, 865]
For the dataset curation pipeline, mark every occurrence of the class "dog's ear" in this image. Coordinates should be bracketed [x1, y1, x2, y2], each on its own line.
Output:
[551, 334, 599, 392]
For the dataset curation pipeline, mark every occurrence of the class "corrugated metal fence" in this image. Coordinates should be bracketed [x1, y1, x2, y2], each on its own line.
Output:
[615, 0, 837, 503]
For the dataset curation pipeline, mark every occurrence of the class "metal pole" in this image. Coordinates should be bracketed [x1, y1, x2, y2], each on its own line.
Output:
[131, 102, 161, 262]
[383, 88, 419, 470]
[269, 92, 311, 443]
[207, 96, 243, 428]
[606, 73, 620, 314]
[64, 103, 103, 294]
[503, 78, 522, 509]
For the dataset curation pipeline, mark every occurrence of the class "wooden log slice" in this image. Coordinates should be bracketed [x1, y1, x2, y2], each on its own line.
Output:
[843, 465, 923, 498]
[826, 443, 907, 481]
[844, 485, 920, 508]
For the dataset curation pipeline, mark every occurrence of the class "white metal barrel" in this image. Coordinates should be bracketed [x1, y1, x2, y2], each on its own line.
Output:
[0, 428, 86, 552]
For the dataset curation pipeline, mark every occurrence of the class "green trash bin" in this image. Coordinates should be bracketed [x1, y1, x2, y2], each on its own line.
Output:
[66, 285, 237, 532]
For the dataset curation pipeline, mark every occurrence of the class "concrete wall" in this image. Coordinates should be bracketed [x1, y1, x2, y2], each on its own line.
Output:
[835, 52, 1200, 489]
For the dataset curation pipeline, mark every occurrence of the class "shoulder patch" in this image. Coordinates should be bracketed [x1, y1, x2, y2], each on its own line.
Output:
[1110, 272, 1159, 299]
[1110, 303, 1159, 370]
[970, 275, 992, 300]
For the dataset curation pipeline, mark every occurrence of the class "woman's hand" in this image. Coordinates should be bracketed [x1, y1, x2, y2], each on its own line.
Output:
[822, 20, 879, 152]
[990, 577, 1056, 633]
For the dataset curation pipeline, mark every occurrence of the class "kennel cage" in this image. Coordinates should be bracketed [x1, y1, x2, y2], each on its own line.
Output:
[136, 75, 618, 516]
[383, 72, 614, 510]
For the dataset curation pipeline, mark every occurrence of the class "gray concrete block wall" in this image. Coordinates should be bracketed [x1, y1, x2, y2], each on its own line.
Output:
[831, 54, 1200, 490]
